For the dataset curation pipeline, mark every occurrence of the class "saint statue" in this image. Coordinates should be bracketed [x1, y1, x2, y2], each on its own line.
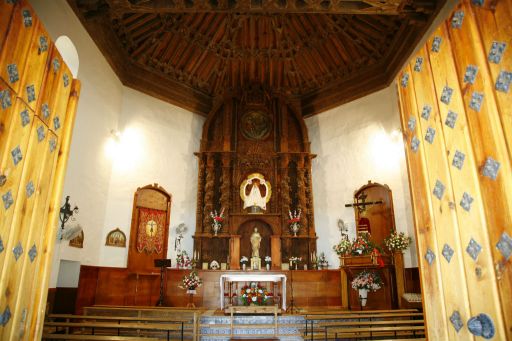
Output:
[250, 227, 261, 258]
[240, 173, 272, 212]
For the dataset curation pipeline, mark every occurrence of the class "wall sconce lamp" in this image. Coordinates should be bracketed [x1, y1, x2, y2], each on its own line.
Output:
[59, 196, 79, 240]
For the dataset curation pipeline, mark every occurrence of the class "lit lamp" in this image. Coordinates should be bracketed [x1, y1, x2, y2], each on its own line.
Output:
[59, 196, 79, 240]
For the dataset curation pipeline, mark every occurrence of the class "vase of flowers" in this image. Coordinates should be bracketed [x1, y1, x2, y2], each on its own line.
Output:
[288, 209, 301, 236]
[351, 233, 378, 255]
[176, 250, 191, 269]
[240, 256, 248, 271]
[289, 256, 302, 270]
[240, 283, 272, 306]
[384, 231, 412, 253]
[351, 270, 383, 307]
[333, 237, 351, 267]
[318, 252, 328, 269]
[210, 208, 224, 236]
[179, 271, 202, 293]
[265, 256, 271, 270]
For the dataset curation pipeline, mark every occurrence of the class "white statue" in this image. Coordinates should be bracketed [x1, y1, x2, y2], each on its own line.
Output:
[240, 173, 271, 211]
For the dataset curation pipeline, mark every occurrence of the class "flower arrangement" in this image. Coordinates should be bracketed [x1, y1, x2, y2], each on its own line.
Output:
[351, 270, 383, 292]
[333, 237, 352, 256]
[240, 256, 249, 264]
[288, 209, 301, 236]
[351, 233, 378, 255]
[240, 283, 272, 306]
[179, 271, 203, 290]
[176, 250, 191, 268]
[384, 231, 412, 252]
[210, 208, 224, 235]
[264, 256, 271, 264]
[289, 256, 302, 264]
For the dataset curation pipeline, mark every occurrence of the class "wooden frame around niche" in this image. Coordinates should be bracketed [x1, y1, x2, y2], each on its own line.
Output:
[105, 228, 127, 248]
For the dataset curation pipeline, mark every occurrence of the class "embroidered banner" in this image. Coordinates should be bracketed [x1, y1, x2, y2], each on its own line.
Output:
[136, 207, 166, 254]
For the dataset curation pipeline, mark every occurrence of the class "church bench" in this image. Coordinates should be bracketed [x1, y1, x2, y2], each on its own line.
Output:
[44, 321, 183, 341]
[304, 308, 419, 315]
[47, 315, 190, 340]
[316, 320, 425, 340]
[330, 325, 425, 340]
[304, 312, 424, 337]
[42, 335, 160, 340]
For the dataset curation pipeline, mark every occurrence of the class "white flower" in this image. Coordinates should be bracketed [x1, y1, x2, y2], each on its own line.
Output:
[258, 289, 263, 294]
[246, 289, 251, 293]
[252, 296, 257, 302]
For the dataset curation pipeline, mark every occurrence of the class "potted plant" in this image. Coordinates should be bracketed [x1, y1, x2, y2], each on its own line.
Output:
[240, 256, 248, 270]
[351, 270, 383, 307]
[264, 256, 272, 270]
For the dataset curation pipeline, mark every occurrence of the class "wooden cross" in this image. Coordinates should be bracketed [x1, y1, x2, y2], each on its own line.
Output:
[344, 192, 383, 213]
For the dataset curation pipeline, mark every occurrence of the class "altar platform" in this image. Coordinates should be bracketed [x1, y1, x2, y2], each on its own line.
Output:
[75, 267, 346, 313]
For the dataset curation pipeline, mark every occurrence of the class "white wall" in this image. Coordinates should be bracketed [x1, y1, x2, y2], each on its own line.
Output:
[99, 88, 204, 267]
[30, 0, 124, 287]
[306, 85, 417, 268]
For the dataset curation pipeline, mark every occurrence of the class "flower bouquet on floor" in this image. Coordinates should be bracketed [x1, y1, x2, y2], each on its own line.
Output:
[384, 230, 412, 253]
[351, 270, 383, 307]
[240, 283, 272, 306]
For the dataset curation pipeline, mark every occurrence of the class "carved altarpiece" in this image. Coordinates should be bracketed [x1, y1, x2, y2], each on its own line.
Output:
[193, 86, 317, 269]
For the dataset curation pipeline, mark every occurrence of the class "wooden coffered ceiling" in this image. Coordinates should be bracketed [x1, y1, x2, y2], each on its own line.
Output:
[69, 0, 445, 116]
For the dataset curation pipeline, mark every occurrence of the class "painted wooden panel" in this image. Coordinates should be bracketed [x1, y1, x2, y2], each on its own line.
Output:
[0, 0, 37, 94]
[427, 22, 506, 339]
[0, 97, 33, 276]
[397, 66, 449, 340]
[397, 0, 512, 338]
[6, 129, 58, 340]
[0, 118, 54, 338]
[0, 0, 15, 51]
[30, 80, 81, 340]
[19, 20, 51, 111]
[37, 46, 72, 135]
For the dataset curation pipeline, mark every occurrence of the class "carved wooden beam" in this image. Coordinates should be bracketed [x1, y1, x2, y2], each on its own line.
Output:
[106, 0, 434, 15]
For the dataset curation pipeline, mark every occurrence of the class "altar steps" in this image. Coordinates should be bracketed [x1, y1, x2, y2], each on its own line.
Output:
[199, 315, 304, 341]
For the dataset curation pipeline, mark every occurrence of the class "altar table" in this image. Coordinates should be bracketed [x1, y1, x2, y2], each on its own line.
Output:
[219, 273, 287, 310]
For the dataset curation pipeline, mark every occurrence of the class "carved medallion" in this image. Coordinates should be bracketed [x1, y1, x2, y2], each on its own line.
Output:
[240, 111, 271, 141]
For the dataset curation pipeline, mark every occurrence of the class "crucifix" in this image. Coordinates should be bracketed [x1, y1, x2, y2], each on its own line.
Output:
[344, 192, 383, 214]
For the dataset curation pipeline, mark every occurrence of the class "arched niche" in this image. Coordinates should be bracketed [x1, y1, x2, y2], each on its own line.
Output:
[55, 35, 79, 77]
[238, 220, 273, 261]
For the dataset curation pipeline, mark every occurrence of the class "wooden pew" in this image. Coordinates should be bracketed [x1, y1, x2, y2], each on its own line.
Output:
[304, 309, 424, 340]
[81, 306, 201, 340]
[42, 335, 160, 340]
[330, 325, 425, 339]
[43, 321, 182, 341]
[46, 314, 190, 340]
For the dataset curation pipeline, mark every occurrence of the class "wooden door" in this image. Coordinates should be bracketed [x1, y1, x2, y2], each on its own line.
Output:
[0, 1, 81, 339]
[396, 0, 511, 339]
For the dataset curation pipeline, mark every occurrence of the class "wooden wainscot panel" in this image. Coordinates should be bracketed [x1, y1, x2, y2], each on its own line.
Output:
[0, 0, 37, 94]
[75, 265, 100, 314]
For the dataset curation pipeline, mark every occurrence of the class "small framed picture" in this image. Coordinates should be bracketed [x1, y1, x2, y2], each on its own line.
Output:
[221, 263, 227, 270]
[202, 262, 209, 270]
[281, 263, 289, 270]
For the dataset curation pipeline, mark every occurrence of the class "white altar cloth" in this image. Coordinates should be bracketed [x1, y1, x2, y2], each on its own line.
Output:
[220, 273, 287, 310]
